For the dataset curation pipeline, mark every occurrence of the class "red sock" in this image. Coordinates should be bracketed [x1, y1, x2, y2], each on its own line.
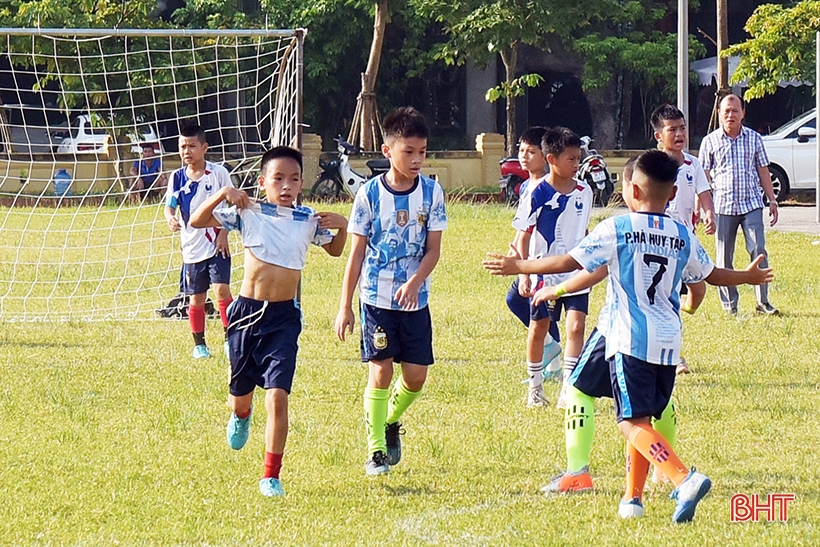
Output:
[624, 440, 650, 500]
[218, 297, 233, 329]
[189, 304, 206, 337]
[235, 407, 251, 419]
[264, 452, 283, 479]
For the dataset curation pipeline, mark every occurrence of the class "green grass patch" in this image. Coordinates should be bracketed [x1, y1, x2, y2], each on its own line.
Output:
[0, 202, 818, 545]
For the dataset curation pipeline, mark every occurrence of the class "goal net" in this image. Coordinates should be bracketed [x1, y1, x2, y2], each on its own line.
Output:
[0, 27, 303, 321]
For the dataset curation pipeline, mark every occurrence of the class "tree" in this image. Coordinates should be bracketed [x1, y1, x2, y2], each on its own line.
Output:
[415, 0, 594, 155]
[725, 1, 819, 101]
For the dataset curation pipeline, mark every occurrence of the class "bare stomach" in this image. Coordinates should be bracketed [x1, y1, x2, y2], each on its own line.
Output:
[239, 251, 301, 302]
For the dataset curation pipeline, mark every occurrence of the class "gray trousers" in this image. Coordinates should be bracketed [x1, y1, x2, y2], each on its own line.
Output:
[714, 208, 769, 309]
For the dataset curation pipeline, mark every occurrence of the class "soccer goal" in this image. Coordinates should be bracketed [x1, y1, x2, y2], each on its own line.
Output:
[0, 27, 304, 321]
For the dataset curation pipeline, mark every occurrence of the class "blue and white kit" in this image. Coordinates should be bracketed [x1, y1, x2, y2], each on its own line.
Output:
[165, 161, 233, 263]
[349, 174, 447, 310]
[569, 212, 715, 366]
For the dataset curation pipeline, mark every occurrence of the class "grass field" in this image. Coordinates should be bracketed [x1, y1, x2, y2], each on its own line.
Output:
[1, 201, 819, 546]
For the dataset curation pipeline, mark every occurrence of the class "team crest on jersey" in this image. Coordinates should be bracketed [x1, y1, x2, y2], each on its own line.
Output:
[575, 199, 584, 211]
[205, 183, 213, 193]
[396, 210, 409, 227]
[417, 207, 428, 225]
[653, 217, 660, 229]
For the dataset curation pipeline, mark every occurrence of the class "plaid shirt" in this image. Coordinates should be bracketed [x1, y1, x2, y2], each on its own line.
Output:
[699, 125, 769, 215]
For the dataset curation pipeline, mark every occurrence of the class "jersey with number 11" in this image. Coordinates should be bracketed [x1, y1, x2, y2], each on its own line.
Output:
[569, 212, 714, 366]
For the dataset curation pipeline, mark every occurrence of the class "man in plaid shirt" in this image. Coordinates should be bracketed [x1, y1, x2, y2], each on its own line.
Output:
[699, 94, 779, 316]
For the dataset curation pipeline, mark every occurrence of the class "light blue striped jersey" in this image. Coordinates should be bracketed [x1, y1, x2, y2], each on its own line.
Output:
[569, 212, 714, 365]
[213, 202, 333, 270]
[349, 174, 447, 310]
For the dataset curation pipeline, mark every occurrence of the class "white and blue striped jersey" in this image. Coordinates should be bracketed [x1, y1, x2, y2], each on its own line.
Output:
[213, 203, 333, 271]
[349, 174, 447, 310]
[512, 178, 593, 293]
[569, 212, 714, 366]
[165, 161, 233, 263]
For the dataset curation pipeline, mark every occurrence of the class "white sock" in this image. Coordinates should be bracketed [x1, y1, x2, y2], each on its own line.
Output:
[527, 361, 543, 389]
[563, 356, 579, 383]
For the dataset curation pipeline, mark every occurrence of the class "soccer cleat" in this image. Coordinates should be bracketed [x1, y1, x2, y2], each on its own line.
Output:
[670, 469, 712, 523]
[541, 466, 593, 494]
[259, 477, 285, 497]
[541, 340, 563, 380]
[192, 344, 211, 359]
[556, 382, 569, 410]
[755, 302, 780, 316]
[676, 358, 691, 375]
[618, 497, 644, 519]
[365, 451, 390, 476]
[527, 385, 549, 408]
[385, 422, 404, 466]
[226, 410, 252, 450]
[727, 307, 738, 316]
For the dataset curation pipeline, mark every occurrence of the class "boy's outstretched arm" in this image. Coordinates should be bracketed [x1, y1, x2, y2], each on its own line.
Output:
[189, 187, 251, 228]
[483, 252, 582, 276]
[531, 266, 607, 306]
[705, 255, 773, 287]
[317, 211, 348, 257]
[335, 234, 367, 341]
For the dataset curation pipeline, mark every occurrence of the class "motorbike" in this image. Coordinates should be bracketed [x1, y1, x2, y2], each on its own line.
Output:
[310, 136, 391, 201]
[577, 136, 614, 207]
[498, 155, 530, 206]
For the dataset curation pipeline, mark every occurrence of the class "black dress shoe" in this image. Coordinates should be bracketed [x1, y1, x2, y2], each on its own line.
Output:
[755, 302, 780, 315]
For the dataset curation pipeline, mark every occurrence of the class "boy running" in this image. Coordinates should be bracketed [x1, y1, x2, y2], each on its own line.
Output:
[190, 146, 348, 497]
[335, 107, 447, 476]
[484, 150, 772, 522]
[512, 127, 592, 408]
[164, 125, 234, 359]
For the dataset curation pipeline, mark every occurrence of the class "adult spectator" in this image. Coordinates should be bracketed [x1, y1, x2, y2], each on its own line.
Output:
[129, 143, 167, 202]
[699, 94, 779, 316]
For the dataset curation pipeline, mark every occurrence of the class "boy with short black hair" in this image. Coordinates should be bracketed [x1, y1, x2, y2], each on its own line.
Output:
[191, 145, 348, 497]
[335, 107, 447, 476]
[484, 149, 772, 522]
[512, 126, 592, 408]
[165, 124, 234, 359]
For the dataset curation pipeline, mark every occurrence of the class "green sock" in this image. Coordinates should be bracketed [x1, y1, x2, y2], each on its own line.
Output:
[651, 399, 677, 447]
[364, 387, 390, 455]
[385, 378, 422, 425]
[565, 385, 596, 473]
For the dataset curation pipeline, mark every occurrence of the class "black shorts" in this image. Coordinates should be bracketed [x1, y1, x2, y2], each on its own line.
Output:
[610, 353, 676, 422]
[568, 328, 612, 399]
[360, 303, 434, 365]
[530, 291, 589, 322]
[181, 254, 231, 295]
[227, 297, 302, 396]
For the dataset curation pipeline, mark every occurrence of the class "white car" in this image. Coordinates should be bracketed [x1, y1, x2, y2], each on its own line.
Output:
[53, 114, 164, 155]
[761, 109, 817, 201]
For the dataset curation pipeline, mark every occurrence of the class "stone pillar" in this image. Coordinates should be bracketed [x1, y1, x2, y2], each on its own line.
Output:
[476, 133, 506, 189]
[301, 134, 322, 194]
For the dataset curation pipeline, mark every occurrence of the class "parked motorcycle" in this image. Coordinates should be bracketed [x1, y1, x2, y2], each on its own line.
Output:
[577, 136, 613, 207]
[310, 136, 391, 201]
[498, 155, 530, 206]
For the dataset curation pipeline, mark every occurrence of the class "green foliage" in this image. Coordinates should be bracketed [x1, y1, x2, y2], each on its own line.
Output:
[485, 73, 544, 103]
[726, 1, 820, 100]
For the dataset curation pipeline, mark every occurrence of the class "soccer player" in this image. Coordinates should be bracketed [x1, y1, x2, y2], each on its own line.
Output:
[335, 107, 447, 476]
[190, 146, 348, 497]
[164, 125, 234, 359]
[484, 149, 772, 522]
[505, 127, 562, 383]
[512, 127, 592, 408]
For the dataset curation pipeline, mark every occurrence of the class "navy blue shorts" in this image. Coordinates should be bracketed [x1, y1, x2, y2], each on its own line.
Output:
[507, 279, 560, 342]
[227, 296, 302, 396]
[360, 303, 434, 365]
[568, 328, 612, 399]
[530, 291, 589, 322]
[181, 254, 231, 295]
[610, 353, 676, 422]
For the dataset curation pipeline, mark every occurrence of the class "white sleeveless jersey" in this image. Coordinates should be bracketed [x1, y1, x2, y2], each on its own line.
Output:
[213, 203, 333, 270]
[569, 212, 714, 365]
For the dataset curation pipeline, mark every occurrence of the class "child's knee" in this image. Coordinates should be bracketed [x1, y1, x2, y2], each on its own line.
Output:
[265, 388, 288, 415]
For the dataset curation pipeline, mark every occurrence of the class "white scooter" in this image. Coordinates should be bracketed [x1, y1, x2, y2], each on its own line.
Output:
[310, 136, 390, 201]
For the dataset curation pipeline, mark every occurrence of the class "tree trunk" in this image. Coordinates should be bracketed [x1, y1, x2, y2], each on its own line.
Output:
[500, 45, 519, 156]
[348, 0, 388, 151]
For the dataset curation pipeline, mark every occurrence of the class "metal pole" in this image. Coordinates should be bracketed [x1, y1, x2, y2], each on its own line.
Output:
[677, 0, 689, 149]
[814, 32, 820, 222]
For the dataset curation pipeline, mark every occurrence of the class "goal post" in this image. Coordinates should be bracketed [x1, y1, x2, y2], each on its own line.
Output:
[0, 27, 304, 321]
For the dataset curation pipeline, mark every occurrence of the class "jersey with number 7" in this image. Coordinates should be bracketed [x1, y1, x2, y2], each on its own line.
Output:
[568, 212, 714, 366]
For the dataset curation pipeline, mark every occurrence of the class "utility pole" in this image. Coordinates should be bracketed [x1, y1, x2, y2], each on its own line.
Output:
[677, 0, 689, 147]
[709, 0, 730, 131]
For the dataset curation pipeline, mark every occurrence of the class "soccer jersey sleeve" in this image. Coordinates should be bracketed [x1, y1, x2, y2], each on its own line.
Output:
[212, 205, 241, 232]
[568, 219, 616, 273]
[511, 181, 536, 232]
[428, 182, 448, 231]
[690, 156, 711, 195]
[681, 236, 715, 284]
[348, 185, 373, 236]
[165, 169, 184, 209]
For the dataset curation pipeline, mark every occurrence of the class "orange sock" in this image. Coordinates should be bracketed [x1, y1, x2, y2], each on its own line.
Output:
[624, 440, 650, 500]
[627, 422, 689, 485]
